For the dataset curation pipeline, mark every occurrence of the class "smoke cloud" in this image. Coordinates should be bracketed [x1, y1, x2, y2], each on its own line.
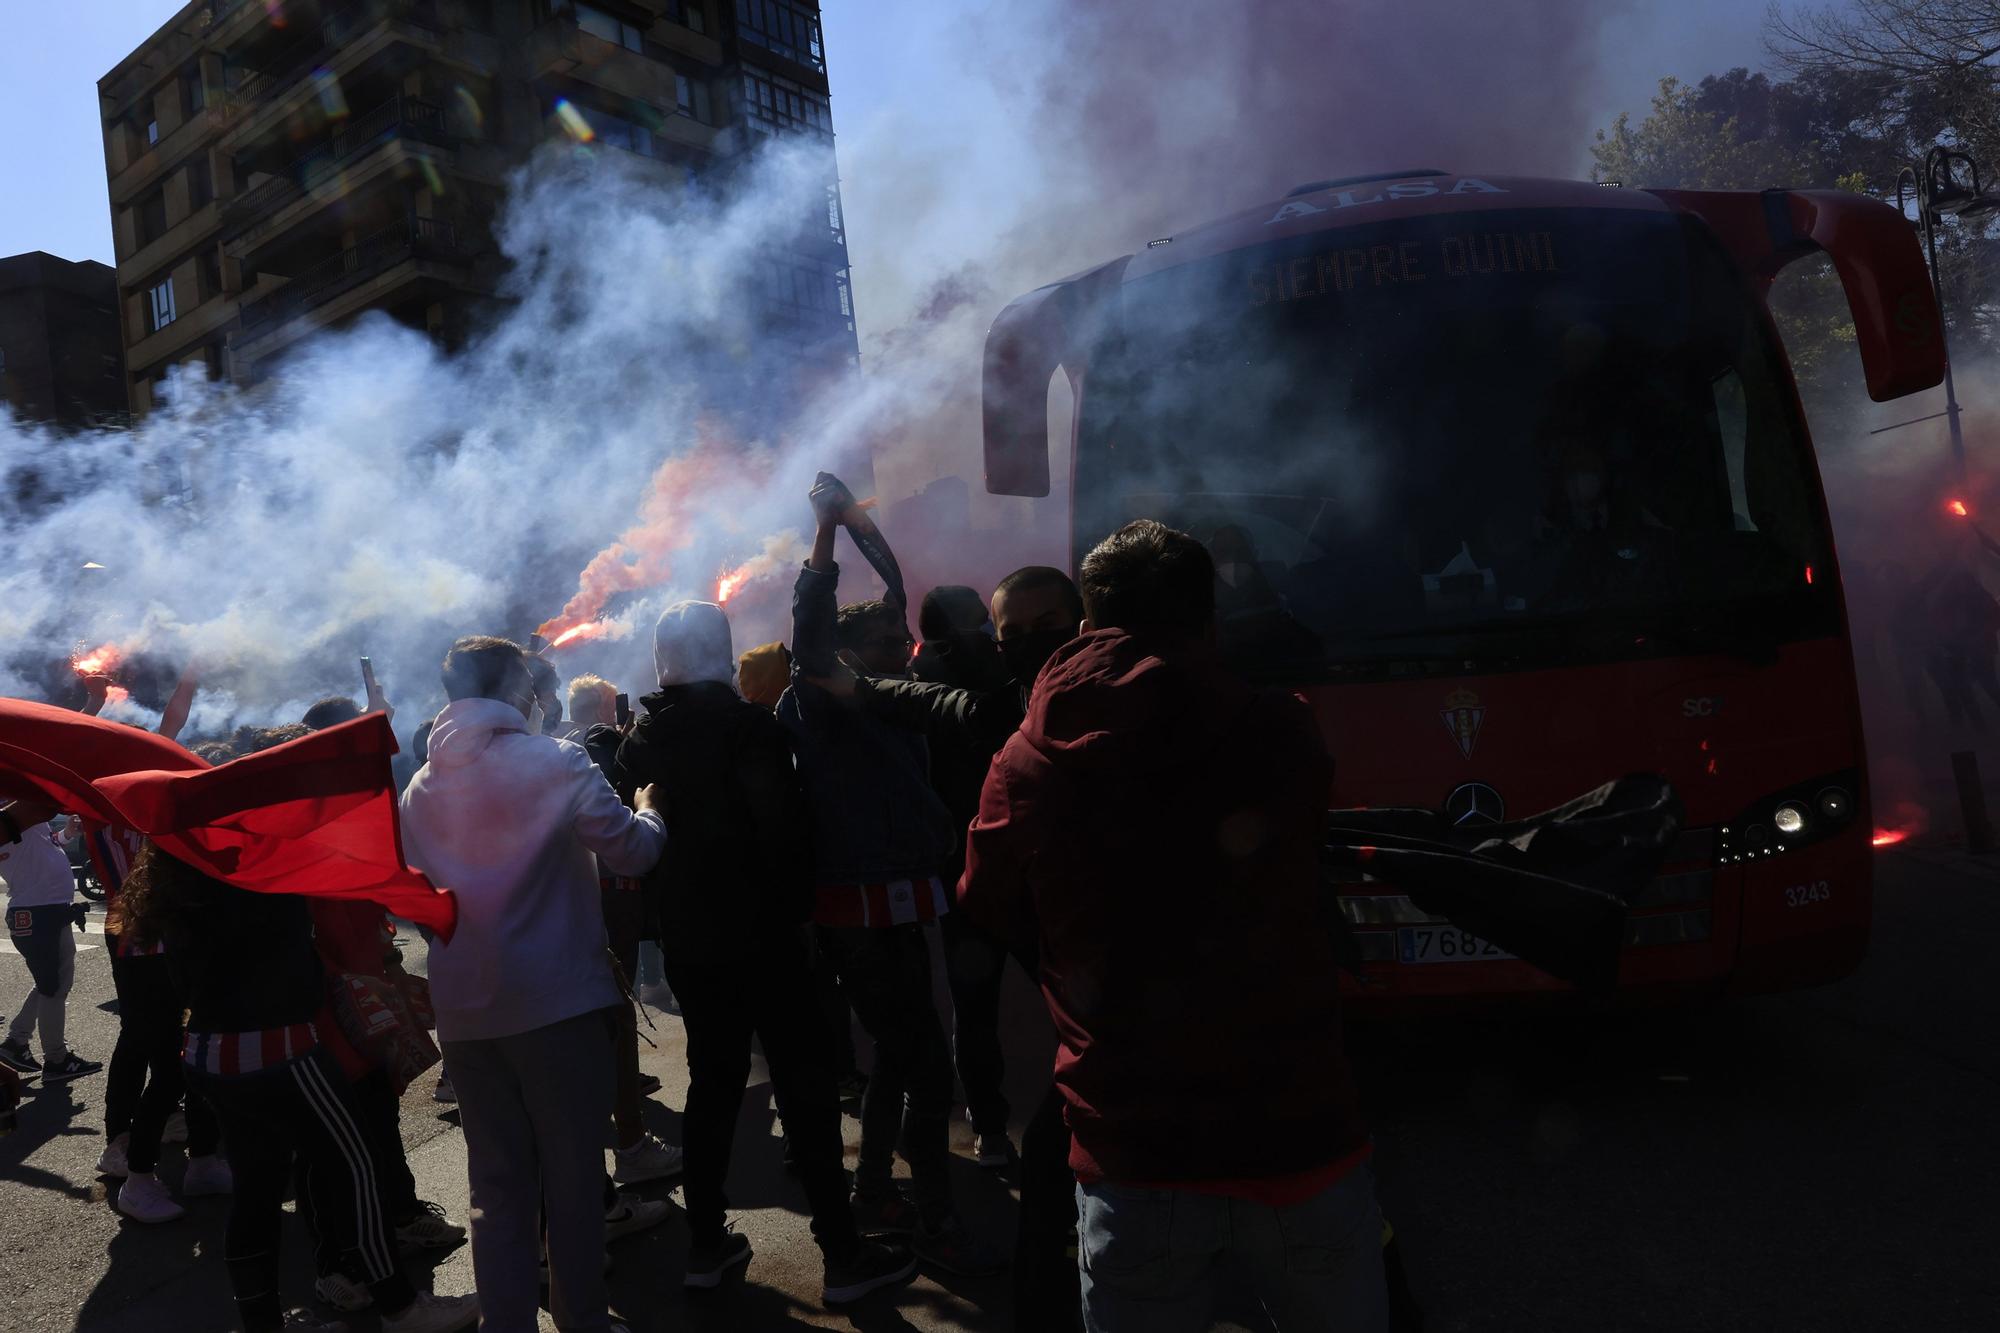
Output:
[2, 1, 1634, 739]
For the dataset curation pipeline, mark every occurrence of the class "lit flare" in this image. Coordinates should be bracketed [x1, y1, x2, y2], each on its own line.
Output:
[1870, 828, 1908, 848]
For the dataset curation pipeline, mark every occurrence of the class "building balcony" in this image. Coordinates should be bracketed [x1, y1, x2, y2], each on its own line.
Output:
[528, 17, 720, 148]
[222, 94, 454, 250]
[221, 1, 444, 153]
[107, 105, 230, 210]
[116, 200, 224, 289]
[233, 214, 469, 357]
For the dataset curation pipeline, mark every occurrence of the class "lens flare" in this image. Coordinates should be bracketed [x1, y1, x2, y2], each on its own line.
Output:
[453, 85, 483, 132]
[312, 68, 348, 120]
[554, 98, 595, 143]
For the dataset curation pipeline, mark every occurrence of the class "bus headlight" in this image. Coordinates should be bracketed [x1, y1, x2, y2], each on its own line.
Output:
[1774, 803, 1808, 837]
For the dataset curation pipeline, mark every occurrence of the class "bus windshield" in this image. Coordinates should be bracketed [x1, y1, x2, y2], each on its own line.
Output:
[1073, 207, 1841, 681]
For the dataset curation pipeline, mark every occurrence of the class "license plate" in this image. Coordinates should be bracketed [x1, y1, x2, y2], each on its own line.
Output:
[1397, 926, 1514, 964]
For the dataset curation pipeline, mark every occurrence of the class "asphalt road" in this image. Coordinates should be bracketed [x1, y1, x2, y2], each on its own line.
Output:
[4, 847, 1996, 1332]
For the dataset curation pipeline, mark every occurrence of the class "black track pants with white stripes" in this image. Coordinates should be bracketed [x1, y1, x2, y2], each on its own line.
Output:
[188, 1046, 417, 1333]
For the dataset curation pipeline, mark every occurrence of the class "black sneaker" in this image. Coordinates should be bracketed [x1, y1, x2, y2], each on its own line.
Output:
[823, 1240, 918, 1305]
[0, 1039, 40, 1075]
[44, 1052, 104, 1082]
[684, 1230, 752, 1289]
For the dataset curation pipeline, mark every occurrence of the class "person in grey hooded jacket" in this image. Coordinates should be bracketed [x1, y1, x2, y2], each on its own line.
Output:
[401, 635, 665, 1333]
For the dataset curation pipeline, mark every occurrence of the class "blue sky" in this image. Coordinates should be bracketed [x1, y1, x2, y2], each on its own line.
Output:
[0, 0, 1783, 266]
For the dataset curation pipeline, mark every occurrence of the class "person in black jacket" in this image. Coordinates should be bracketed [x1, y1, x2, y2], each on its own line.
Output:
[812, 565, 1085, 1333]
[612, 600, 915, 1307]
[909, 584, 1024, 1170]
[112, 727, 478, 1333]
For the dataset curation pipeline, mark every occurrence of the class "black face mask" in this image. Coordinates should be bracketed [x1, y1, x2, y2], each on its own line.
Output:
[999, 627, 1073, 687]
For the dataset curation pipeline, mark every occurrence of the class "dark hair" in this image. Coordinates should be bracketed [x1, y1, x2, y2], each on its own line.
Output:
[302, 695, 362, 731]
[189, 740, 236, 765]
[248, 723, 310, 753]
[412, 718, 435, 767]
[994, 565, 1085, 624]
[1079, 520, 1216, 644]
[835, 600, 904, 653]
[440, 635, 527, 701]
[918, 586, 987, 641]
[108, 841, 191, 950]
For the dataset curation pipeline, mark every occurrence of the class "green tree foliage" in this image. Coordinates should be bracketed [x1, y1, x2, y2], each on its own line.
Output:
[1591, 72, 1868, 407]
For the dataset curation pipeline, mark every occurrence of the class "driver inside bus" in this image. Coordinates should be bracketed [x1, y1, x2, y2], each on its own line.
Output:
[1210, 524, 1322, 665]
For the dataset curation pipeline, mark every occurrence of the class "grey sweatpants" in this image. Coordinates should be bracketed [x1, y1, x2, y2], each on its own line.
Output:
[442, 1008, 616, 1333]
[7, 912, 75, 1062]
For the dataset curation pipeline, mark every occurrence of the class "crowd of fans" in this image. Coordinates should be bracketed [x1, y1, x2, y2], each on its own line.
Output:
[2, 493, 1389, 1332]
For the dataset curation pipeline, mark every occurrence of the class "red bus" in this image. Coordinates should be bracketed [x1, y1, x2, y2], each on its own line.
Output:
[981, 172, 1945, 1008]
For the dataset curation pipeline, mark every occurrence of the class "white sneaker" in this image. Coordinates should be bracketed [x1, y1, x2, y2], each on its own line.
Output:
[183, 1153, 233, 1196]
[378, 1291, 479, 1333]
[612, 1133, 684, 1185]
[314, 1268, 371, 1312]
[96, 1132, 130, 1178]
[604, 1191, 671, 1242]
[431, 1074, 456, 1104]
[161, 1108, 188, 1143]
[394, 1200, 467, 1251]
[115, 1170, 186, 1224]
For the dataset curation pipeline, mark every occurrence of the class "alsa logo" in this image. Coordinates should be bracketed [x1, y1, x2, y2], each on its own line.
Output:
[1441, 688, 1486, 759]
[1268, 178, 1507, 224]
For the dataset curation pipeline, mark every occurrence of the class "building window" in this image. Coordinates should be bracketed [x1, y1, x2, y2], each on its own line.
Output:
[146, 120, 160, 146]
[188, 156, 214, 210]
[576, 3, 644, 52]
[136, 189, 168, 246]
[148, 277, 178, 332]
[200, 249, 224, 301]
[741, 69, 830, 139]
[675, 74, 711, 123]
[680, 1, 706, 34]
[551, 98, 663, 158]
[736, 0, 823, 71]
[181, 64, 206, 118]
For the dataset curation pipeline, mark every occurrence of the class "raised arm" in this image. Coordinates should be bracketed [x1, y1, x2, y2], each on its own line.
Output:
[156, 663, 199, 741]
[791, 516, 843, 679]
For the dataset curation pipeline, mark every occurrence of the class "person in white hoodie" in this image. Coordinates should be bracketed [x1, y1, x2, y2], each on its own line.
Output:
[400, 635, 666, 1333]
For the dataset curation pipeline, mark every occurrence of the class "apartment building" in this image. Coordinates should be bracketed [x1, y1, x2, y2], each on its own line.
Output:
[98, 0, 855, 414]
[0, 252, 126, 429]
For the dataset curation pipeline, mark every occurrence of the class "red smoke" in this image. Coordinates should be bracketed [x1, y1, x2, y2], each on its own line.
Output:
[536, 424, 769, 641]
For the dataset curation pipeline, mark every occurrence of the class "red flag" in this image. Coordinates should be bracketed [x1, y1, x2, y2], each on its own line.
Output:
[0, 700, 455, 939]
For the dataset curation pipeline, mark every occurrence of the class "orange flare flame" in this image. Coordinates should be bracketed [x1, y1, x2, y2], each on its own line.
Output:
[72, 642, 123, 677]
[1949, 498, 1970, 518]
[1871, 828, 1908, 848]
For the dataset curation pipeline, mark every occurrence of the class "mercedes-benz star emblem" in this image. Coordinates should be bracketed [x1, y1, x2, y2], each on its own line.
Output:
[1445, 782, 1505, 827]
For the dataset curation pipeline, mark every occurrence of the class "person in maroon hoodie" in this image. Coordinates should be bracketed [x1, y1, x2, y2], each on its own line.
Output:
[958, 519, 1386, 1333]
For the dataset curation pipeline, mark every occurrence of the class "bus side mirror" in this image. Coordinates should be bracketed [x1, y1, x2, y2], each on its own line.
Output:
[1650, 187, 1946, 403]
[982, 257, 1130, 497]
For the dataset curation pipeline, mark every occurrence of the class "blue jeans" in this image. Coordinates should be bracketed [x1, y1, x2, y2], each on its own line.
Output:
[1076, 1162, 1387, 1333]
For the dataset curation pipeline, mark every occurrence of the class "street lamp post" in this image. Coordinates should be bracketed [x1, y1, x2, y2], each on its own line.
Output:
[1893, 147, 2000, 481]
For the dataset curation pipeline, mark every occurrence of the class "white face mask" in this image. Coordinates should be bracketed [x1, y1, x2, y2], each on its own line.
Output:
[525, 700, 544, 734]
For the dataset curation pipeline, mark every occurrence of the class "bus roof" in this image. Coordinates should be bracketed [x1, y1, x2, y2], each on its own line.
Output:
[1122, 173, 1674, 283]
